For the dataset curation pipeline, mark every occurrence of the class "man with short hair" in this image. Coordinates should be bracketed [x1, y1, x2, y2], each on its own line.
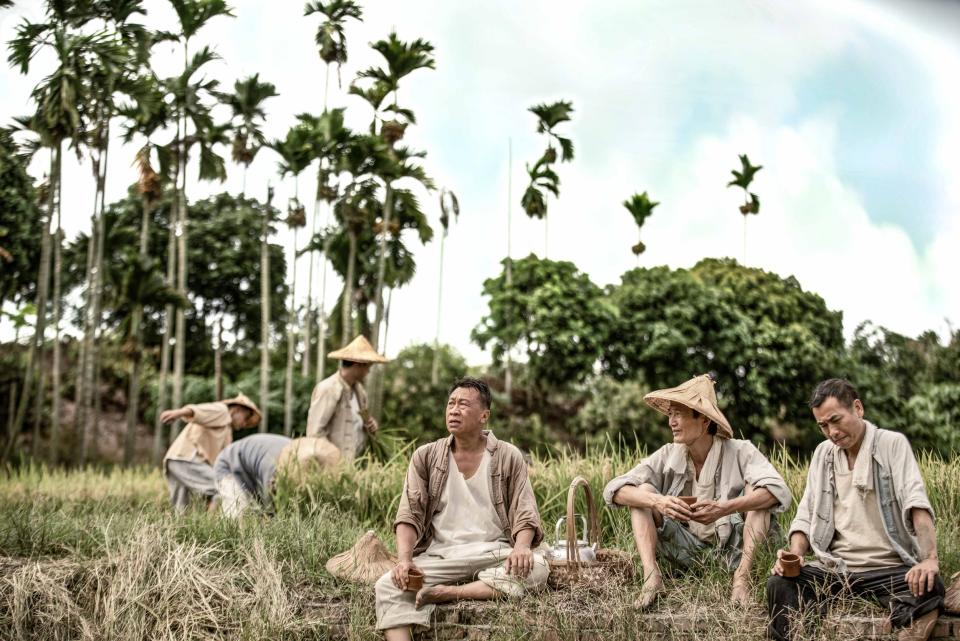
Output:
[161, 393, 261, 512]
[603, 374, 791, 607]
[306, 335, 388, 460]
[766, 378, 944, 641]
[375, 377, 548, 640]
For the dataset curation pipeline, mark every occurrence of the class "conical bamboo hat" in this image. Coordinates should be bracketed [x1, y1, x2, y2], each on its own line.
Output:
[325, 530, 398, 584]
[327, 335, 389, 364]
[275, 437, 341, 481]
[221, 393, 262, 428]
[643, 374, 733, 439]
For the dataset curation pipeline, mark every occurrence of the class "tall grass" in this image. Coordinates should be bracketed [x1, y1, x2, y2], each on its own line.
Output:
[1, 448, 958, 640]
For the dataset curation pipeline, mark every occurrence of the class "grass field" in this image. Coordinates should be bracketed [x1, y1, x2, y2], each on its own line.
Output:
[1, 444, 957, 640]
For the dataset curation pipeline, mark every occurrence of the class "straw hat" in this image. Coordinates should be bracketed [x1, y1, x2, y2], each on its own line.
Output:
[222, 393, 262, 429]
[275, 437, 342, 481]
[946, 571, 960, 614]
[643, 374, 733, 439]
[327, 335, 389, 364]
[325, 530, 398, 584]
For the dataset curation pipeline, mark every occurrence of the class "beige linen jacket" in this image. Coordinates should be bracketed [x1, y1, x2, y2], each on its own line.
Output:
[306, 372, 368, 460]
[394, 431, 544, 556]
[163, 402, 234, 466]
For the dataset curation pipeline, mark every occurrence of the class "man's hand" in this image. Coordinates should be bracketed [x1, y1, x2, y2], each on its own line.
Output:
[391, 560, 420, 591]
[689, 499, 728, 525]
[505, 543, 533, 578]
[159, 408, 189, 424]
[364, 416, 379, 435]
[771, 548, 806, 577]
[653, 495, 694, 522]
[905, 559, 939, 597]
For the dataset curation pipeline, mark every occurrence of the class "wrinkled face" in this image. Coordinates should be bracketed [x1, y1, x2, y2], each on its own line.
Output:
[812, 396, 865, 450]
[354, 363, 373, 381]
[445, 387, 490, 437]
[666, 402, 710, 446]
[229, 406, 252, 429]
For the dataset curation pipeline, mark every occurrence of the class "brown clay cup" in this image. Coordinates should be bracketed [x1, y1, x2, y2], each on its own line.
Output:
[405, 568, 424, 592]
[780, 552, 801, 578]
[678, 496, 697, 507]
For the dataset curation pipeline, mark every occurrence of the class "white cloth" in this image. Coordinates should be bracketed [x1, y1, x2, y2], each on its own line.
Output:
[425, 450, 507, 557]
[217, 474, 255, 519]
[686, 437, 730, 542]
[349, 392, 364, 446]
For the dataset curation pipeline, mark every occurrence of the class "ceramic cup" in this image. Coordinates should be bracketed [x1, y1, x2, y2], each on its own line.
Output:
[780, 552, 801, 578]
[405, 568, 424, 592]
[678, 496, 697, 506]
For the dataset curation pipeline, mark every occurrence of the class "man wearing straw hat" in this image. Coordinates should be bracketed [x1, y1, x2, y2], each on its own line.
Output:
[603, 373, 791, 607]
[213, 434, 341, 518]
[766, 378, 943, 641]
[375, 377, 548, 640]
[160, 393, 261, 513]
[306, 335, 387, 460]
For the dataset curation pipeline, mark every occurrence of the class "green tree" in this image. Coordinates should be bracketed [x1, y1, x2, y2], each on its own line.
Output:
[623, 191, 658, 259]
[522, 100, 574, 257]
[0, 128, 42, 311]
[220, 73, 277, 195]
[727, 153, 762, 264]
[472, 254, 614, 397]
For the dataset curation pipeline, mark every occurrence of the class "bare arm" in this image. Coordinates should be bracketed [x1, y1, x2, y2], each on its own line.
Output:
[159, 407, 194, 424]
[390, 523, 420, 590]
[905, 508, 939, 597]
[613, 482, 693, 521]
[692, 486, 778, 524]
[771, 532, 810, 576]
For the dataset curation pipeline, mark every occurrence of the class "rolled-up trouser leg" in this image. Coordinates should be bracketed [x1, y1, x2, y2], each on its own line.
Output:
[216, 474, 255, 518]
[165, 458, 217, 513]
[375, 546, 547, 631]
[656, 517, 709, 570]
[847, 565, 945, 630]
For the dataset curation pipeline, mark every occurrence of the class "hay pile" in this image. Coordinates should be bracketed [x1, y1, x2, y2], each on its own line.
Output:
[325, 530, 396, 585]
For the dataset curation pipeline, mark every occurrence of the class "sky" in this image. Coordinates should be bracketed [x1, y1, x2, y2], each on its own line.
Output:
[1, 0, 959, 365]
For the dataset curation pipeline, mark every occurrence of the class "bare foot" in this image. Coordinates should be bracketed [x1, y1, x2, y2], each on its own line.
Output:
[730, 574, 752, 606]
[415, 585, 446, 609]
[633, 571, 664, 610]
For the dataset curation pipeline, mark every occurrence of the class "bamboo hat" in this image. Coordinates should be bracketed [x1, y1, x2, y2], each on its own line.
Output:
[275, 437, 342, 480]
[327, 335, 389, 364]
[643, 374, 733, 439]
[222, 393, 262, 429]
[325, 530, 398, 585]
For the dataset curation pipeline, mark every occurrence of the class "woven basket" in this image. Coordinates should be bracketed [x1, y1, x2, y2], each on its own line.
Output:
[945, 571, 960, 614]
[546, 476, 634, 589]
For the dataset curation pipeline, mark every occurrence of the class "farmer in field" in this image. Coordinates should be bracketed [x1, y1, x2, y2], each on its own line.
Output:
[603, 373, 791, 607]
[160, 393, 261, 513]
[375, 377, 548, 639]
[213, 434, 341, 518]
[306, 335, 387, 460]
[766, 378, 944, 641]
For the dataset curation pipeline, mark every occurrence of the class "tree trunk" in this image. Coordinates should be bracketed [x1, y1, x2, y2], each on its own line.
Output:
[431, 231, 446, 385]
[259, 186, 272, 433]
[342, 227, 357, 345]
[48, 155, 63, 462]
[302, 197, 320, 378]
[73, 165, 100, 449]
[505, 139, 513, 400]
[214, 315, 223, 399]
[172, 121, 188, 441]
[283, 226, 299, 437]
[125, 192, 153, 466]
[155, 150, 179, 462]
[6, 145, 56, 459]
[316, 229, 330, 382]
[370, 184, 393, 351]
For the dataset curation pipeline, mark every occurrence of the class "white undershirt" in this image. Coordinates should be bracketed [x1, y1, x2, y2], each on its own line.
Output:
[426, 450, 508, 557]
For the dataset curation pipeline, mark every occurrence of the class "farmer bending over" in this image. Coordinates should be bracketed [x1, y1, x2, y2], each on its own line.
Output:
[767, 378, 943, 641]
[160, 393, 261, 513]
[375, 377, 548, 639]
[213, 434, 340, 518]
[306, 335, 387, 460]
[603, 374, 791, 607]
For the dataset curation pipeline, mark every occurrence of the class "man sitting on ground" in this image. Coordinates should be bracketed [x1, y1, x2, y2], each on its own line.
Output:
[160, 393, 261, 513]
[603, 373, 791, 607]
[213, 434, 341, 518]
[767, 378, 943, 641]
[375, 377, 548, 639]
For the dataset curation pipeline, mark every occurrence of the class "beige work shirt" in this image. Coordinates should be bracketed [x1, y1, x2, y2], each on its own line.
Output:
[163, 402, 234, 466]
[305, 372, 368, 460]
[394, 431, 544, 556]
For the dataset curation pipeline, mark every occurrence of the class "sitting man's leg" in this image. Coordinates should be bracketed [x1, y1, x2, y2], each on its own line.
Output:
[630, 505, 664, 607]
[849, 566, 944, 641]
[165, 457, 217, 514]
[731, 485, 773, 605]
[766, 565, 840, 641]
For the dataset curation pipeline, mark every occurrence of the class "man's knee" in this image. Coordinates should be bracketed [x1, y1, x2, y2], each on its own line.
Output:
[375, 571, 397, 599]
[631, 505, 662, 529]
[766, 574, 794, 602]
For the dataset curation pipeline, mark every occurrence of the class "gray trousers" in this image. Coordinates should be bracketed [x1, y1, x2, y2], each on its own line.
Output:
[657, 512, 749, 571]
[165, 457, 217, 513]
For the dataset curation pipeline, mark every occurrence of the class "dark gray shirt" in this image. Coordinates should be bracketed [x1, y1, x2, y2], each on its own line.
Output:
[213, 434, 291, 504]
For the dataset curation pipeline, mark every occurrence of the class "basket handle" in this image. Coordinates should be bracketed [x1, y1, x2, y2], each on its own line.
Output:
[564, 476, 600, 563]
